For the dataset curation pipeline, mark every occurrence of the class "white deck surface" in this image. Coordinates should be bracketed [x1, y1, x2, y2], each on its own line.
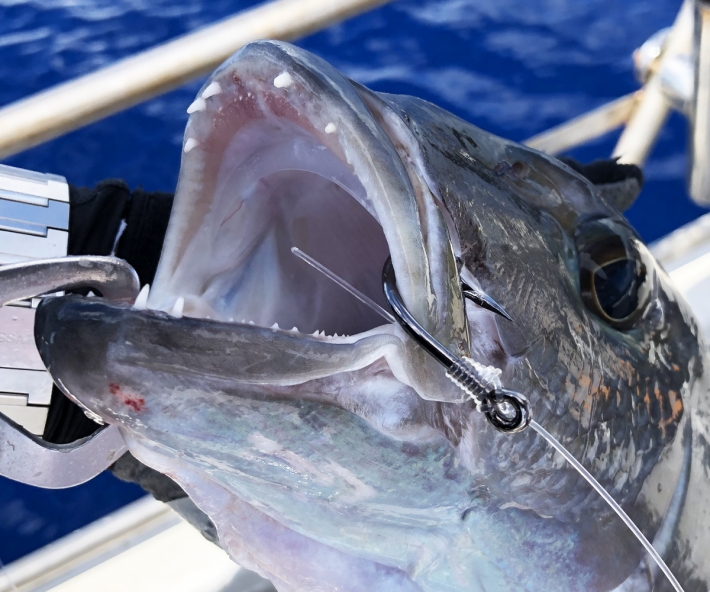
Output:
[2, 212, 710, 592]
[0, 497, 239, 592]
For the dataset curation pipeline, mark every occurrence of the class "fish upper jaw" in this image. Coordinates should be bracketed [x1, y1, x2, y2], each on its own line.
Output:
[135, 40, 472, 402]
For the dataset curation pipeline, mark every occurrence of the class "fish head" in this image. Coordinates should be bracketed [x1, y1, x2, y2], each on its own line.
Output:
[35, 41, 705, 591]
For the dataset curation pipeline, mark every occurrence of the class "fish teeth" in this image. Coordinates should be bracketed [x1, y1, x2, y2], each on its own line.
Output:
[183, 138, 199, 153]
[290, 326, 299, 333]
[133, 284, 150, 310]
[273, 71, 293, 88]
[229, 317, 235, 322]
[187, 97, 206, 113]
[202, 81, 222, 99]
[170, 297, 184, 319]
[271, 322, 280, 330]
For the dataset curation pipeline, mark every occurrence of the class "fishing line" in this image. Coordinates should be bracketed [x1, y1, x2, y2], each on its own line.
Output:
[293, 246, 684, 592]
[291, 247, 395, 324]
[530, 420, 684, 592]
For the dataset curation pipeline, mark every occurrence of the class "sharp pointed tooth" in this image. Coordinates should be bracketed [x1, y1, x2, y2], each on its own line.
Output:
[170, 297, 184, 319]
[183, 138, 199, 153]
[133, 284, 150, 310]
[229, 317, 235, 322]
[202, 81, 222, 99]
[187, 97, 206, 113]
[271, 322, 280, 330]
[291, 326, 299, 333]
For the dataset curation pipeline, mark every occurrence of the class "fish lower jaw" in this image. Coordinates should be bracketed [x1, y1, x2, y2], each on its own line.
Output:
[130, 282, 398, 344]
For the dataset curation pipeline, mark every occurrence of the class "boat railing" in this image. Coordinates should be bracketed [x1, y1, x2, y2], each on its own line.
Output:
[528, 0, 710, 207]
[0, 0, 392, 160]
[0, 0, 706, 207]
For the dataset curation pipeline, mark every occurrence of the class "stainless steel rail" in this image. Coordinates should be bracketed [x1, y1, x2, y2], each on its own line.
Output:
[0, 0, 393, 160]
[524, 92, 640, 155]
[689, 0, 710, 205]
[612, 0, 694, 166]
[525, 0, 695, 168]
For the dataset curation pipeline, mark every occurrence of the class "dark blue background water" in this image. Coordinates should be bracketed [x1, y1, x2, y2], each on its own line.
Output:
[0, 0, 703, 565]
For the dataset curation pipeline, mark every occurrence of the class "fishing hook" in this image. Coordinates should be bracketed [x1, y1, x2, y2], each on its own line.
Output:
[382, 257, 531, 433]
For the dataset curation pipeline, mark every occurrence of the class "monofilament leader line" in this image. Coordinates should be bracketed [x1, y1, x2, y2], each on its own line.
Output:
[530, 420, 684, 592]
[293, 246, 684, 592]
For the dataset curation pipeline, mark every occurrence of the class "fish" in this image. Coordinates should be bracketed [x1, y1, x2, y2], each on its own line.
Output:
[33, 40, 710, 591]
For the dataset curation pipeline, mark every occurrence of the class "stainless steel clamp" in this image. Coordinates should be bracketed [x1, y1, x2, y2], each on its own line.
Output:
[0, 164, 141, 489]
[0, 163, 70, 436]
[0, 255, 139, 488]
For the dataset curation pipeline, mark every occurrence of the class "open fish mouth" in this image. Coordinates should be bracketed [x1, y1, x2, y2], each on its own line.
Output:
[38, 40, 471, 400]
[149, 45, 410, 348]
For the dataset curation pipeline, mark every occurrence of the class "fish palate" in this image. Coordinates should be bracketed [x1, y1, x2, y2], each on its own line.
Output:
[34, 41, 710, 591]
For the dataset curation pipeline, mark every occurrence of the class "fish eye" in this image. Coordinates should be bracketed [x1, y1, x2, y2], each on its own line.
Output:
[577, 224, 652, 329]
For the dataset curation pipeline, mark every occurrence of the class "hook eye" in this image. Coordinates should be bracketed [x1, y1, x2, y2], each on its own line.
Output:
[483, 389, 531, 434]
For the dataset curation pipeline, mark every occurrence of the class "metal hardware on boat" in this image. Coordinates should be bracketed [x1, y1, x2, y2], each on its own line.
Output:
[613, 0, 694, 165]
[525, 0, 696, 164]
[0, 164, 70, 435]
[634, 27, 694, 114]
[382, 257, 531, 434]
[689, 0, 710, 205]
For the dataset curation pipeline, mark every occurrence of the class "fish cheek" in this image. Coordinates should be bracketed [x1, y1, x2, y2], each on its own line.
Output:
[495, 319, 531, 358]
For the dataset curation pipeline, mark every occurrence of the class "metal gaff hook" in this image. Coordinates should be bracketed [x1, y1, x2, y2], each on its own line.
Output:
[382, 257, 531, 434]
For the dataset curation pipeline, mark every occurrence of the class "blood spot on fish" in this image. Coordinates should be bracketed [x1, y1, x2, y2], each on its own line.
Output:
[108, 382, 145, 412]
[123, 397, 145, 412]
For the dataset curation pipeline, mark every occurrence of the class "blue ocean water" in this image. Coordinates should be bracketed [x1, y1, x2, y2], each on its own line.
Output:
[0, 0, 702, 565]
